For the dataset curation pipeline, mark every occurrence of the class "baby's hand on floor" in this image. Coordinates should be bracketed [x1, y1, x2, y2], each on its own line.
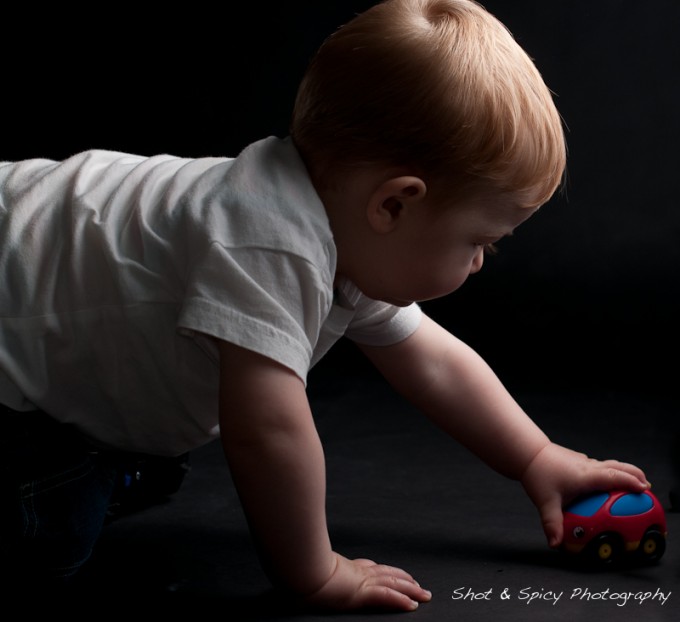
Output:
[520, 442, 650, 548]
[302, 553, 432, 612]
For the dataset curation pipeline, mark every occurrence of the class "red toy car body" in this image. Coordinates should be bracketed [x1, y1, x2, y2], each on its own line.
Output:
[562, 490, 667, 565]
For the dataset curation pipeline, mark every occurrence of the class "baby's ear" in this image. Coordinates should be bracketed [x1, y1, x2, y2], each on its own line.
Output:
[366, 176, 427, 233]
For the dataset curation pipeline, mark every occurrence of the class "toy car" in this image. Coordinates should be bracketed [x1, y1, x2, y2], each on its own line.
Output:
[562, 489, 667, 566]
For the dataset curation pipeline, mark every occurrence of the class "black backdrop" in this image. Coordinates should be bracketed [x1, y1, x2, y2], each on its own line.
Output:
[3, 1, 679, 397]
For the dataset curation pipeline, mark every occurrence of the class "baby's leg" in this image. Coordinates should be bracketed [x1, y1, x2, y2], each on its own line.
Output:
[0, 409, 116, 589]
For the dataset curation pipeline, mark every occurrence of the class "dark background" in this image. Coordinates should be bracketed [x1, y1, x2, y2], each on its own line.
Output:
[3, 2, 679, 617]
[3, 1, 679, 399]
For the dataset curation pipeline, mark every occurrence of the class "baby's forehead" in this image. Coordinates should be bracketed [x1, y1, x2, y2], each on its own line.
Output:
[433, 185, 532, 212]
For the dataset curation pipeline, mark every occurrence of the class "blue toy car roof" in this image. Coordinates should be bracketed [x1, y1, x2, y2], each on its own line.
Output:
[565, 492, 609, 517]
[610, 493, 653, 516]
[565, 491, 654, 517]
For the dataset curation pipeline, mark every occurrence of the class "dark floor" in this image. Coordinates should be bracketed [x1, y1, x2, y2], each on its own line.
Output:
[53, 370, 678, 621]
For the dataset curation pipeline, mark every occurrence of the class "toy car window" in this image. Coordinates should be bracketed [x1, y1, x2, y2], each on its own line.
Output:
[565, 492, 609, 517]
[610, 493, 653, 517]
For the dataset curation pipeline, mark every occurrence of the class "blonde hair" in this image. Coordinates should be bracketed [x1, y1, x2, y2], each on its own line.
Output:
[290, 0, 566, 208]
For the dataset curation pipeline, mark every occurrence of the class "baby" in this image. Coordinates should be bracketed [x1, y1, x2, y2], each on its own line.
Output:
[0, 0, 648, 611]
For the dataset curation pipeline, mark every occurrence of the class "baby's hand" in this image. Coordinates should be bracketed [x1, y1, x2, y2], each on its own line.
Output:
[520, 443, 650, 548]
[302, 553, 432, 612]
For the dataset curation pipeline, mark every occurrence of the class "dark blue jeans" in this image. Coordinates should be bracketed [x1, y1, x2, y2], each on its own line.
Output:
[0, 410, 116, 588]
[0, 408, 189, 591]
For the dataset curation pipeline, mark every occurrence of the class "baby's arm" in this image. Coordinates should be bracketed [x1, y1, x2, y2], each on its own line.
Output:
[217, 340, 431, 611]
[358, 314, 649, 547]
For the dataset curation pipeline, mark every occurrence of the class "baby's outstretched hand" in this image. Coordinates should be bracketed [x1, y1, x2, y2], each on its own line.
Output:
[520, 443, 650, 549]
[302, 553, 432, 612]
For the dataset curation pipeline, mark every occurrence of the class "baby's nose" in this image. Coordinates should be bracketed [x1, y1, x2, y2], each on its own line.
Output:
[469, 248, 484, 274]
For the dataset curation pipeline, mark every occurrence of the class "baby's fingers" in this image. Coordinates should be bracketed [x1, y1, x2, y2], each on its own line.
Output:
[597, 459, 650, 488]
[587, 459, 651, 492]
[303, 555, 431, 612]
[537, 497, 565, 549]
[362, 565, 432, 611]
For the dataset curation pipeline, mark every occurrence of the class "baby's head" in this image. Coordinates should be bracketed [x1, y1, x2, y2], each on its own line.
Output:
[291, 0, 566, 211]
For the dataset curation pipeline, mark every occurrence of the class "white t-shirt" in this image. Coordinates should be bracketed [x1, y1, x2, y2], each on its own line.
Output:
[0, 137, 421, 455]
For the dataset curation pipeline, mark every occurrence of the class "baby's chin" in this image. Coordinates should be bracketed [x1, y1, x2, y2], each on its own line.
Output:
[380, 288, 459, 307]
[378, 297, 415, 307]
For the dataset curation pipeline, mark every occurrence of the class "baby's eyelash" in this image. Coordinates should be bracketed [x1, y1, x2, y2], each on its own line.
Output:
[483, 243, 498, 255]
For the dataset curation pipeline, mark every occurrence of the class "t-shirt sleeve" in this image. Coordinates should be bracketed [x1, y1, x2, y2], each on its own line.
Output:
[344, 296, 422, 347]
[176, 243, 333, 381]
